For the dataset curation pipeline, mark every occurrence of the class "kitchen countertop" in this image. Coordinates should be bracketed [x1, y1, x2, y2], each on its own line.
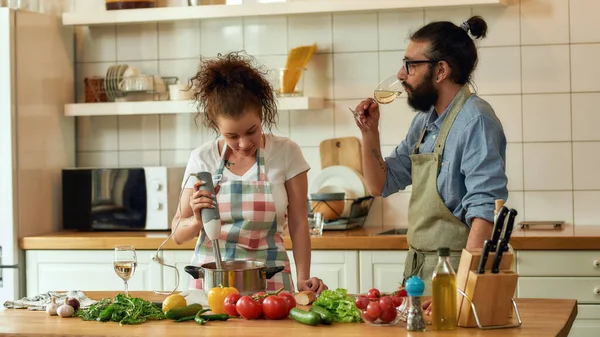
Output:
[18, 224, 600, 250]
[0, 291, 577, 337]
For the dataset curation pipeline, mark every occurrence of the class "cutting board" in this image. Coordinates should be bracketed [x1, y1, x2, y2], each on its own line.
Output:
[319, 137, 363, 174]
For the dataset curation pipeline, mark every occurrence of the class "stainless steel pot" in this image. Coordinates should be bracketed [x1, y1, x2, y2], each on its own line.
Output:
[184, 260, 284, 295]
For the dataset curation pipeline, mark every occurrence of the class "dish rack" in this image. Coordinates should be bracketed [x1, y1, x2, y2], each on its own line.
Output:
[83, 64, 178, 102]
[308, 196, 374, 231]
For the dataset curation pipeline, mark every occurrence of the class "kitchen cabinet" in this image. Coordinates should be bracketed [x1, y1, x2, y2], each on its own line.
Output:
[516, 250, 600, 337]
[358, 250, 407, 294]
[286, 250, 359, 294]
[25, 250, 163, 296]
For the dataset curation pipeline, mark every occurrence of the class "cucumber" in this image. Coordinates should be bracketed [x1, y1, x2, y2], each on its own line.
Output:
[165, 304, 204, 320]
[289, 308, 322, 326]
[309, 305, 334, 325]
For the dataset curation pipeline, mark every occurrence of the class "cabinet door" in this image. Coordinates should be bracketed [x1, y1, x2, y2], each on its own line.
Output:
[569, 305, 600, 337]
[518, 277, 600, 304]
[162, 251, 196, 292]
[359, 251, 407, 293]
[286, 250, 359, 294]
[25, 250, 162, 296]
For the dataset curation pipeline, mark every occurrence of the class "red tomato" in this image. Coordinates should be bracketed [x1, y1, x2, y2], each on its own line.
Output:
[277, 292, 296, 313]
[261, 295, 289, 320]
[236, 296, 262, 320]
[396, 288, 407, 297]
[252, 291, 267, 305]
[367, 288, 381, 299]
[224, 292, 242, 316]
[379, 307, 398, 323]
[366, 301, 382, 319]
[362, 310, 376, 323]
[355, 295, 369, 310]
[392, 295, 404, 308]
[379, 296, 394, 311]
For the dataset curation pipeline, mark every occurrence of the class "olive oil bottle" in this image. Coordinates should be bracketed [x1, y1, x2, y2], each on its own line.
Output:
[431, 247, 457, 331]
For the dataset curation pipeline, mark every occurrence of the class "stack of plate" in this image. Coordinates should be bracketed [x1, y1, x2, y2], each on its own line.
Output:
[309, 166, 371, 229]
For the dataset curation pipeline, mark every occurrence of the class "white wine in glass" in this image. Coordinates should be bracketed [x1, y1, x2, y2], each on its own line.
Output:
[114, 245, 137, 296]
[374, 75, 404, 104]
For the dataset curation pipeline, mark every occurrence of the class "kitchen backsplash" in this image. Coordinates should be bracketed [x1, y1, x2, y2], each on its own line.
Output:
[64, 0, 600, 231]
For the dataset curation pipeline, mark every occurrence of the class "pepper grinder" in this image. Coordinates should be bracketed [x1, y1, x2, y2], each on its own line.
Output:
[406, 275, 426, 332]
[196, 171, 223, 270]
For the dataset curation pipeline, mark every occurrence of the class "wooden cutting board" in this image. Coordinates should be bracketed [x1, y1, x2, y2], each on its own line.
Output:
[319, 137, 363, 174]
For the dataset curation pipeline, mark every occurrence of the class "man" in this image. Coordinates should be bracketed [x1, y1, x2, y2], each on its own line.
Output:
[354, 16, 508, 297]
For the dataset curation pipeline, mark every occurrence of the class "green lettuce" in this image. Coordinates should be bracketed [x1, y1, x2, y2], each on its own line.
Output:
[313, 288, 363, 323]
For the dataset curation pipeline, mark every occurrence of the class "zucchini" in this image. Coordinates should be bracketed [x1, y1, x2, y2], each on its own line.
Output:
[197, 313, 230, 321]
[289, 308, 322, 326]
[165, 304, 204, 320]
[309, 305, 334, 325]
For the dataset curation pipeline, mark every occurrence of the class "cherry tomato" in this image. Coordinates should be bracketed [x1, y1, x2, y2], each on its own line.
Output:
[367, 288, 381, 299]
[262, 295, 289, 320]
[379, 295, 394, 311]
[224, 292, 242, 316]
[355, 295, 369, 310]
[277, 292, 296, 313]
[236, 295, 262, 320]
[366, 301, 382, 319]
[379, 307, 398, 323]
[392, 295, 404, 308]
[362, 310, 376, 323]
[252, 291, 267, 305]
[396, 288, 407, 297]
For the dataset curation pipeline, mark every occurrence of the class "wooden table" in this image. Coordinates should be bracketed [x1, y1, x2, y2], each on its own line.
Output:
[0, 291, 577, 337]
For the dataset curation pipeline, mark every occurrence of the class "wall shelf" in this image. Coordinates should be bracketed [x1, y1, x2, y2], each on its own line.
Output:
[64, 96, 324, 116]
[62, 0, 508, 26]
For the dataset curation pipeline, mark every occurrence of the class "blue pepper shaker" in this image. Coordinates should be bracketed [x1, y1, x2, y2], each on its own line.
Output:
[406, 275, 426, 332]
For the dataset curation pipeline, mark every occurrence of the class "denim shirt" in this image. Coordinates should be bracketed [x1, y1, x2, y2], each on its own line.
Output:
[381, 94, 509, 226]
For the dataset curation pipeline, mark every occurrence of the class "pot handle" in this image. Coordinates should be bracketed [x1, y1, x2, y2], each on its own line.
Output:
[263, 266, 285, 279]
[184, 265, 203, 279]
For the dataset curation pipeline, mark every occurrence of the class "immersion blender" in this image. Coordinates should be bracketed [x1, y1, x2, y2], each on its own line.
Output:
[196, 171, 223, 270]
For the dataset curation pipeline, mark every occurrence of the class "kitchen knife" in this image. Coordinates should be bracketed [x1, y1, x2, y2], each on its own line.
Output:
[491, 208, 518, 273]
[489, 206, 509, 251]
[477, 239, 493, 274]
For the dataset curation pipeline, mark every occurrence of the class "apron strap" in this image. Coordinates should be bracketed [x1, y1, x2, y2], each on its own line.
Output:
[215, 142, 266, 183]
[434, 85, 471, 156]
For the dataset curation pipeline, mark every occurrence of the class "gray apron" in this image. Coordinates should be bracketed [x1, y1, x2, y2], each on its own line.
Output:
[403, 85, 471, 296]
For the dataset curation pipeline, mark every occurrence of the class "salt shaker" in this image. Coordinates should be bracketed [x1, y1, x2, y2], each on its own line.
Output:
[406, 275, 426, 332]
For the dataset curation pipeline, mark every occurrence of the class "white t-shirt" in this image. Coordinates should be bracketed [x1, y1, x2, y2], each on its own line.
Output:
[181, 134, 310, 231]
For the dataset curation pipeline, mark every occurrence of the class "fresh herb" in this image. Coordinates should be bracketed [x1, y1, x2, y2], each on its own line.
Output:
[75, 294, 166, 325]
[313, 288, 363, 323]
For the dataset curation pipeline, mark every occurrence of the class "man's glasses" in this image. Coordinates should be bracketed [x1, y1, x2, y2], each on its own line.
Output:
[403, 59, 437, 75]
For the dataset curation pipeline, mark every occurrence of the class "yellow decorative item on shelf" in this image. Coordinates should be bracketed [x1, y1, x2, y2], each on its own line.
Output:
[161, 294, 187, 313]
[279, 43, 317, 96]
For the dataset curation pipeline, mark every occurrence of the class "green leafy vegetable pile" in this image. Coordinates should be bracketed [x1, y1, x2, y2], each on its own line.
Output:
[313, 288, 362, 323]
[75, 293, 165, 325]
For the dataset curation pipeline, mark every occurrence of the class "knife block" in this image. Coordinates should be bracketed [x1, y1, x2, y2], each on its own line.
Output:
[455, 249, 518, 328]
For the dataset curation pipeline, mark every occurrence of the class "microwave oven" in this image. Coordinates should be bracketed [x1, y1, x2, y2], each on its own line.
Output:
[62, 167, 185, 231]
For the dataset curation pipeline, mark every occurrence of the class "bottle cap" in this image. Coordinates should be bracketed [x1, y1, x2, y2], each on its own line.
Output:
[438, 247, 450, 257]
[405, 275, 424, 297]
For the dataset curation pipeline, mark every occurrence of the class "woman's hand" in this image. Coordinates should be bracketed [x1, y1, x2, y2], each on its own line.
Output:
[298, 277, 328, 294]
[189, 180, 217, 224]
[354, 98, 381, 133]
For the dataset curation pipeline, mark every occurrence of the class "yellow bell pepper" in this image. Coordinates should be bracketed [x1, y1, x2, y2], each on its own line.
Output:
[207, 285, 239, 314]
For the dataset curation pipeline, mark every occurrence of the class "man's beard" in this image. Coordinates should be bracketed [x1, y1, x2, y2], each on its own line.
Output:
[405, 69, 438, 112]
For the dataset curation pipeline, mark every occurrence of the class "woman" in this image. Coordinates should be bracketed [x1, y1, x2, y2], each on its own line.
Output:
[171, 51, 327, 294]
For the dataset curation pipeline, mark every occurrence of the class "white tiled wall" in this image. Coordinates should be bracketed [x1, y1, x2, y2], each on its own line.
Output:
[70, 0, 600, 230]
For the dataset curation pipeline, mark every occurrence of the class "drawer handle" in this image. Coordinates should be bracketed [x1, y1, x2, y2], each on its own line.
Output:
[594, 260, 600, 268]
[595, 287, 600, 295]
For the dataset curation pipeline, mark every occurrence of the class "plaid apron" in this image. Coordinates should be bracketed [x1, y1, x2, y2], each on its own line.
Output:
[190, 144, 294, 292]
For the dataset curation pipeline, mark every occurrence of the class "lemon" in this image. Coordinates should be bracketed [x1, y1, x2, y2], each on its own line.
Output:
[162, 294, 187, 313]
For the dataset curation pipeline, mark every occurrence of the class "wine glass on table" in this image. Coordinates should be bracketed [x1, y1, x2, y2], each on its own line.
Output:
[349, 75, 405, 125]
[114, 245, 137, 297]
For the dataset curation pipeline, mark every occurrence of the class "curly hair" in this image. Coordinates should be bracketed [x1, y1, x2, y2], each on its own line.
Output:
[189, 51, 278, 134]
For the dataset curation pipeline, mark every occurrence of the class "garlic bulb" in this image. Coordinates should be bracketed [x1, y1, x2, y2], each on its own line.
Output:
[57, 302, 75, 318]
[46, 296, 58, 316]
